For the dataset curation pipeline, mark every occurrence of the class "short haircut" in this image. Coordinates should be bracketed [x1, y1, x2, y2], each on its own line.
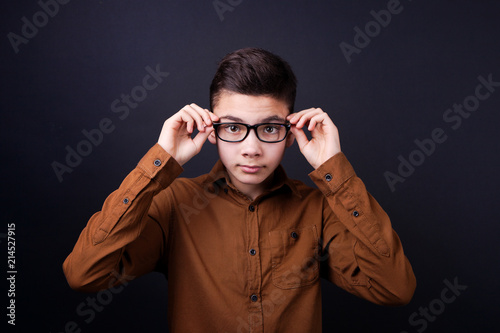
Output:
[209, 47, 297, 113]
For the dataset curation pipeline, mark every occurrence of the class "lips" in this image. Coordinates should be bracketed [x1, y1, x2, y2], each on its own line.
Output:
[239, 165, 262, 174]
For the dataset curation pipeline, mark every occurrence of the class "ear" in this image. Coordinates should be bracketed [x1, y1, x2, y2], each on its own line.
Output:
[208, 129, 217, 145]
[285, 132, 295, 148]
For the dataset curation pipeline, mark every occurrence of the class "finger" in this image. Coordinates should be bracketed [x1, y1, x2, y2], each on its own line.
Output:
[308, 118, 318, 132]
[190, 103, 215, 128]
[207, 109, 220, 123]
[293, 108, 322, 125]
[295, 109, 324, 129]
[178, 112, 196, 134]
[288, 108, 316, 124]
[191, 126, 213, 151]
[290, 126, 309, 150]
[308, 113, 328, 131]
[286, 112, 298, 122]
[182, 105, 206, 132]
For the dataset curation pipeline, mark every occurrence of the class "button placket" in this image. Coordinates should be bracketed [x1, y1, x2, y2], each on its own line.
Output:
[246, 201, 261, 317]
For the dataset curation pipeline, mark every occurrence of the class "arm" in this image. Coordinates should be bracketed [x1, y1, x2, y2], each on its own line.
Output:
[63, 145, 182, 291]
[287, 108, 416, 305]
[63, 104, 218, 292]
[311, 153, 416, 305]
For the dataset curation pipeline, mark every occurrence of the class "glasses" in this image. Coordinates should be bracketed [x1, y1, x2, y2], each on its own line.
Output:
[212, 122, 291, 143]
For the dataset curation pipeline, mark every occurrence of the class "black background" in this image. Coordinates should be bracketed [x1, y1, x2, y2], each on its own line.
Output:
[2, 0, 500, 332]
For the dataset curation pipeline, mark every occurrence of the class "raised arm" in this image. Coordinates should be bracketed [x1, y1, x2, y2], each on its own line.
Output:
[63, 104, 218, 292]
[311, 153, 416, 305]
[288, 108, 416, 305]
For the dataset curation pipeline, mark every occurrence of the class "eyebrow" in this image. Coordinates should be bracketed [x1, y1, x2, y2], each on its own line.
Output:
[219, 115, 286, 123]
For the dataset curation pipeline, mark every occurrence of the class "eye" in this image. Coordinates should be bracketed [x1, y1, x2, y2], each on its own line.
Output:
[223, 124, 241, 133]
[263, 125, 280, 134]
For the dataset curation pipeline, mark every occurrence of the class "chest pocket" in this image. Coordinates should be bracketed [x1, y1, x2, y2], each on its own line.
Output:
[269, 225, 320, 289]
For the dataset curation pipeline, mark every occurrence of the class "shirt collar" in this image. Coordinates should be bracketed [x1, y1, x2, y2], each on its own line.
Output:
[203, 160, 302, 199]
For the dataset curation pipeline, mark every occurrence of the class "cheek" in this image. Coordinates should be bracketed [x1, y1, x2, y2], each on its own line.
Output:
[267, 144, 287, 160]
[216, 142, 237, 160]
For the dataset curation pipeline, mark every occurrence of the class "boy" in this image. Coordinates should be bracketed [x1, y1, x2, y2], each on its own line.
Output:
[63, 47, 416, 332]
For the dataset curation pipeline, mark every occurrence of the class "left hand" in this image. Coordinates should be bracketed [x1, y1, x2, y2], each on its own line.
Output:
[287, 108, 341, 169]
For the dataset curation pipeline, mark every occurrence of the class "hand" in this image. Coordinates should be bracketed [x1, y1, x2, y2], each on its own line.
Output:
[158, 103, 219, 166]
[287, 108, 341, 169]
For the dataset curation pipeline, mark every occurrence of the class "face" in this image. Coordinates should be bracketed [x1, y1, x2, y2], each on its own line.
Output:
[208, 92, 295, 200]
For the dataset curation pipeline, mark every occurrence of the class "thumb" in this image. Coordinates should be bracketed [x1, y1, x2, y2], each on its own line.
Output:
[290, 126, 309, 151]
[191, 127, 213, 152]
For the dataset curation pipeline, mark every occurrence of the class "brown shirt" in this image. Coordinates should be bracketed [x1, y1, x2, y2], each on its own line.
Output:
[63, 144, 416, 332]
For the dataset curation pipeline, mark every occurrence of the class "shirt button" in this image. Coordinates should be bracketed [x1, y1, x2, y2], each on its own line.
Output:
[290, 231, 298, 239]
[250, 294, 258, 302]
[249, 205, 255, 212]
[325, 173, 332, 182]
[353, 210, 360, 217]
[154, 159, 161, 167]
[123, 198, 129, 204]
[224, 188, 228, 194]
[249, 249, 256, 256]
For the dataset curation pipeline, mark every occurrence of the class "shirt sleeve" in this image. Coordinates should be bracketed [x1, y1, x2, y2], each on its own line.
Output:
[62, 144, 183, 292]
[309, 152, 416, 306]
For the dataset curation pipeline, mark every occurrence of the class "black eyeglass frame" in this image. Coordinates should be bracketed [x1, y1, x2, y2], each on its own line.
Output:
[212, 122, 291, 143]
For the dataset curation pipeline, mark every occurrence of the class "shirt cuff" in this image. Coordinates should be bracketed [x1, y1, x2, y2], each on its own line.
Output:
[308, 152, 356, 196]
[137, 143, 184, 188]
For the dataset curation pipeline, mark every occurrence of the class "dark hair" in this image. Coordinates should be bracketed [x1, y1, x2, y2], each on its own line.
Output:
[209, 47, 297, 113]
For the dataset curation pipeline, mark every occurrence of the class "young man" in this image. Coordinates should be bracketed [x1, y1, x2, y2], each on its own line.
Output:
[63, 48, 416, 332]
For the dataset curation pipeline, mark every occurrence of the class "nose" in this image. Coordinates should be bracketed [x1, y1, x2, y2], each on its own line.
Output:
[240, 127, 262, 157]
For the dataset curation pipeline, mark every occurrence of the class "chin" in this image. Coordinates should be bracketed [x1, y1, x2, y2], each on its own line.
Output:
[228, 166, 264, 181]
[240, 171, 274, 185]
[242, 176, 267, 185]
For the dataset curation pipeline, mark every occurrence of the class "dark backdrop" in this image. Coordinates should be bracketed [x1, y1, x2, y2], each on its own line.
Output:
[2, 1, 499, 332]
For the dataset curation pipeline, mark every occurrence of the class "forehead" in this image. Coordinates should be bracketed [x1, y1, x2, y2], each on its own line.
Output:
[213, 92, 289, 123]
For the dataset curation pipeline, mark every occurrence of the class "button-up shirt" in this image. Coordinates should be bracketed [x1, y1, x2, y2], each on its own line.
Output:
[63, 144, 416, 332]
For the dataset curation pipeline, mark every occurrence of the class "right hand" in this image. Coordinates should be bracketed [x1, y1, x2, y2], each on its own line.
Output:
[158, 103, 219, 166]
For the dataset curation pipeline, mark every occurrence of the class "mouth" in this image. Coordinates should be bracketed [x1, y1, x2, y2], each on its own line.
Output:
[239, 165, 263, 174]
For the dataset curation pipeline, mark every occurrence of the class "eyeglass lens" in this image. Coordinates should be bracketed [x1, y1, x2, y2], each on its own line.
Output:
[216, 123, 287, 142]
